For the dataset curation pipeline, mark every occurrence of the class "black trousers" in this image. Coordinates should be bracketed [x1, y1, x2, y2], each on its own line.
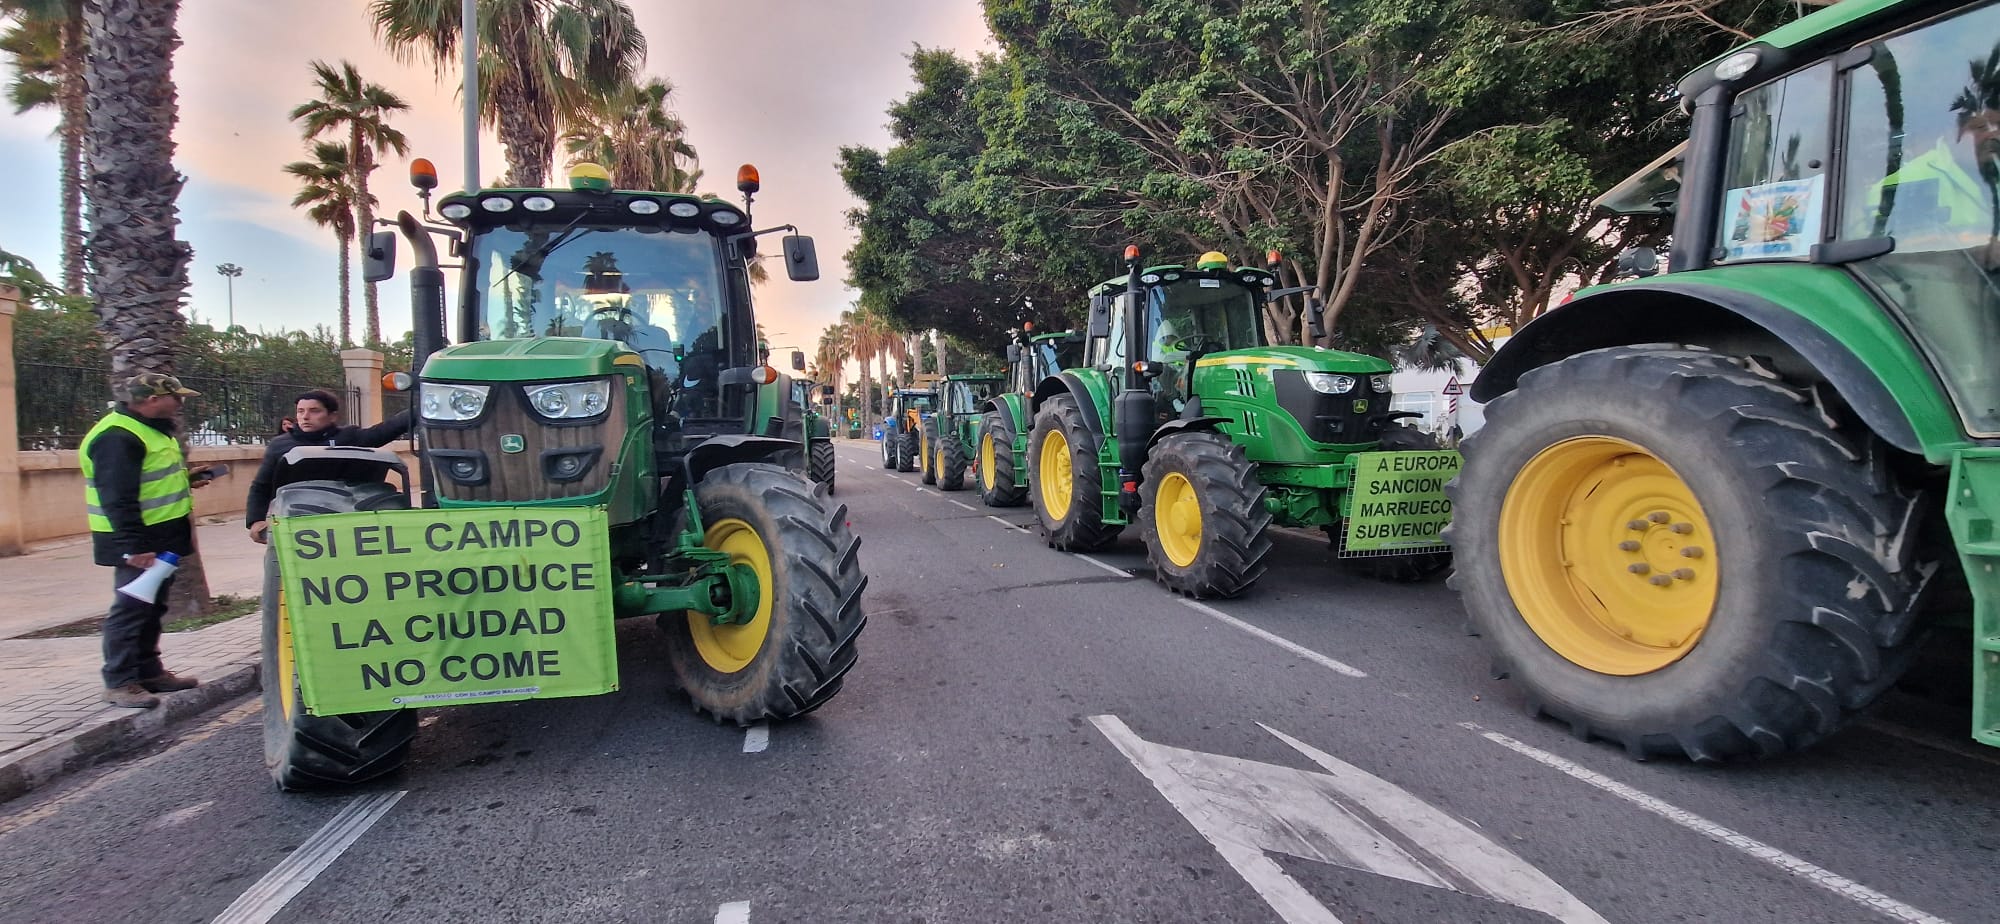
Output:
[102, 563, 174, 687]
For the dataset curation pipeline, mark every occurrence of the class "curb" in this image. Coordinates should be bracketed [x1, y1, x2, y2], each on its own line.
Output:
[0, 662, 261, 804]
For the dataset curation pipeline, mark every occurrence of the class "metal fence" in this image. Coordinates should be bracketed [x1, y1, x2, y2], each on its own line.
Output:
[16, 363, 358, 450]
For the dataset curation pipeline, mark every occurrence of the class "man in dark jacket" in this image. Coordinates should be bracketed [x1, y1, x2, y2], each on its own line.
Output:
[246, 390, 412, 544]
[80, 373, 218, 708]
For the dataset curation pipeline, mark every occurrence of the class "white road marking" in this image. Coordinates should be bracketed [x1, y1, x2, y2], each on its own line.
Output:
[987, 515, 1026, 531]
[714, 901, 751, 924]
[1858, 718, 2000, 769]
[948, 499, 978, 511]
[743, 723, 769, 754]
[1463, 723, 1951, 924]
[1092, 716, 1609, 924]
[1178, 599, 1367, 678]
[211, 790, 406, 924]
[1074, 554, 1131, 578]
[913, 485, 926, 492]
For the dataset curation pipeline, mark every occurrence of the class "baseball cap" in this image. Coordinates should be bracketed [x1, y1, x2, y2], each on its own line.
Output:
[122, 372, 201, 401]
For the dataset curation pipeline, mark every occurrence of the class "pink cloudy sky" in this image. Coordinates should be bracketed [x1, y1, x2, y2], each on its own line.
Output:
[0, 0, 993, 360]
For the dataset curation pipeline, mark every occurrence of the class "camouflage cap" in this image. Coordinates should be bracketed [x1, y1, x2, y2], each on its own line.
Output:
[121, 372, 201, 402]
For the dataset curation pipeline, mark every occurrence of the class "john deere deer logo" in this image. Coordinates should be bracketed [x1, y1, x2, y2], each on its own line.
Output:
[500, 434, 525, 453]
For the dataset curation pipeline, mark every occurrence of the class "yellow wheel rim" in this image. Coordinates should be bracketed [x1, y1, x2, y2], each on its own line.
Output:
[687, 517, 774, 674]
[277, 591, 297, 718]
[1040, 427, 1073, 519]
[920, 430, 930, 470]
[980, 432, 998, 491]
[1154, 472, 1202, 568]
[1499, 436, 1719, 675]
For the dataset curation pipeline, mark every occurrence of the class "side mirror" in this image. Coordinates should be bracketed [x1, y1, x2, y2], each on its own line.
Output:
[782, 235, 820, 282]
[1614, 246, 1660, 278]
[1005, 343, 1021, 364]
[362, 230, 398, 284]
[790, 350, 806, 371]
[1306, 297, 1326, 340]
[1087, 294, 1112, 339]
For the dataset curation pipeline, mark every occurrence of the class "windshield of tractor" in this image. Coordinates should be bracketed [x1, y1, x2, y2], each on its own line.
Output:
[471, 226, 728, 389]
[1836, 7, 2000, 431]
[944, 380, 996, 414]
[1106, 278, 1260, 369]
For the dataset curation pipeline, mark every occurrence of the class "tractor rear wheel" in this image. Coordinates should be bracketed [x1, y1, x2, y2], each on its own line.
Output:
[1140, 431, 1271, 597]
[661, 463, 867, 724]
[881, 431, 896, 469]
[1029, 396, 1122, 551]
[1338, 425, 1454, 583]
[938, 429, 968, 491]
[261, 480, 418, 790]
[810, 439, 837, 494]
[1446, 346, 1931, 761]
[897, 426, 918, 472]
[920, 420, 938, 485]
[979, 410, 1027, 507]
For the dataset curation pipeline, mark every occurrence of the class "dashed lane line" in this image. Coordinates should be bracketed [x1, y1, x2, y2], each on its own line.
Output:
[715, 901, 751, 924]
[1074, 554, 1132, 578]
[1178, 599, 1367, 678]
[211, 791, 406, 924]
[947, 499, 978, 512]
[743, 723, 769, 754]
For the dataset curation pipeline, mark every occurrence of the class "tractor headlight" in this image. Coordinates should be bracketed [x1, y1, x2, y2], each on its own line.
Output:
[1370, 374, 1392, 393]
[1304, 372, 1356, 395]
[525, 380, 612, 419]
[420, 383, 491, 421]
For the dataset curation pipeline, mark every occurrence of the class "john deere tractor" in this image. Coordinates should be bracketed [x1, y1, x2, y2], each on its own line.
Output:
[789, 375, 836, 493]
[1028, 248, 1452, 597]
[977, 327, 1085, 507]
[257, 161, 868, 789]
[1449, 0, 2000, 760]
[923, 373, 1004, 492]
[880, 385, 934, 473]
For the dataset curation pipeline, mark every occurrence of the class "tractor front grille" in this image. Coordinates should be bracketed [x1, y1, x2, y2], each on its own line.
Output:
[1270, 370, 1382, 445]
[422, 384, 625, 502]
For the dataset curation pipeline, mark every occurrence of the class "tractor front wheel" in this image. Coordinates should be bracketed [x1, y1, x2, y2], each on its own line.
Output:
[1140, 431, 1272, 597]
[920, 420, 938, 485]
[881, 431, 896, 469]
[261, 481, 418, 790]
[938, 429, 968, 491]
[1029, 396, 1122, 551]
[810, 438, 837, 494]
[1446, 346, 1930, 761]
[979, 410, 1027, 507]
[897, 425, 918, 473]
[661, 463, 867, 724]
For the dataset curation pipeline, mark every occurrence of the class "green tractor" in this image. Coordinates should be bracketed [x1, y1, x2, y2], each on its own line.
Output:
[1028, 247, 1452, 597]
[923, 373, 1005, 492]
[977, 326, 1085, 507]
[1449, 0, 2000, 760]
[789, 375, 837, 493]
[259, 161, 869, 789]
[879, 386, 935, 473]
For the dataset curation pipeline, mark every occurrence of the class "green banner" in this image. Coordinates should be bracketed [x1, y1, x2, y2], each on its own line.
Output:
[272, 507, 619, 714]
[1343, 450, 1463, 553]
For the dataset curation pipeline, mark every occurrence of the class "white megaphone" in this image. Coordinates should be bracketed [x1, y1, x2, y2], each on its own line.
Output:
[118, 551, 181, 603]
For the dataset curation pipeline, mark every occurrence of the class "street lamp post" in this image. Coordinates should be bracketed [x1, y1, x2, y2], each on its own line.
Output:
[215, 263, 244, 330]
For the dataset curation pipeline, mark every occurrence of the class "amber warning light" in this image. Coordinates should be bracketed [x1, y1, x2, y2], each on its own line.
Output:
[409, 158, 438, 191]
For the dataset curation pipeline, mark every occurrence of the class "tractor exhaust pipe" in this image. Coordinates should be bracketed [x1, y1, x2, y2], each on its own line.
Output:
[1114, 245, 1154, 515]
[396, 210, 447, 371]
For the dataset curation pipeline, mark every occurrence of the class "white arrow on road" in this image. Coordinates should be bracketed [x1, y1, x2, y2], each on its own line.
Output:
[1092, 715, 1609, 924]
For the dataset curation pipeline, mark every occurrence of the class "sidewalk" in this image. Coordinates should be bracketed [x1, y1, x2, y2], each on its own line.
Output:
[0, 519, 268, 802]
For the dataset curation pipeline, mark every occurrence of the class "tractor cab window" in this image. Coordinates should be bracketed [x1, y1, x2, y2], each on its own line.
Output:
[945, 381, 991, 414]
[1838, 6, 2000, 432]
[472, 226, 729, 415]
[1147, 278, 1261, 359]
[1715, 62, 1833, 262]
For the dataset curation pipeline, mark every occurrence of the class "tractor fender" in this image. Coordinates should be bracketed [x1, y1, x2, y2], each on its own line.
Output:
[683, 435, 804, 485]
[1145, 416, 1231, 452]
[1472, 281, 1926, 454]
[1030, 372, 1106, 445]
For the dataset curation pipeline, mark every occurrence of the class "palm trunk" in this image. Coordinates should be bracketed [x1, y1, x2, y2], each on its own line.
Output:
[336, 228, 353, 347]
[59, 1, 87, 296]
[495, 83, 551, 188]
[351, 124, 379, 345]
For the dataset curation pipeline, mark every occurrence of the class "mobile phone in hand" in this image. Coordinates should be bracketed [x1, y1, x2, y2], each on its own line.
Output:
[194, 463, 230, 482]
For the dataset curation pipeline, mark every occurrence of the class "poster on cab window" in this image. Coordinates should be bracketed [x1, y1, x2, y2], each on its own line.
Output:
[272, 506, 619, 714]
[1722, 175, 1824, 260]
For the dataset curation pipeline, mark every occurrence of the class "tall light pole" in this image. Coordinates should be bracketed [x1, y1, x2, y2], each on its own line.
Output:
[215, 263, 243, 330]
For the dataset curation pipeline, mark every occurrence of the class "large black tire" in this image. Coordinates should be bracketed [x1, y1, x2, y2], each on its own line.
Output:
[919, 419, 938, 485]
[1337, 425, 1454, 583]
[660, 463, 867, 724]
[809, 438, 837, 494]
[938, 429, 968, 492]
[979, 410, 1028, 508]
[1140, 431, 1272, 598]
[261, 480, 419, 790]
[881, 431, 896, 469]
[897, 425, 918, 472]
[1029, 396, 1123, 551]
[1446, 346, 1932, 762]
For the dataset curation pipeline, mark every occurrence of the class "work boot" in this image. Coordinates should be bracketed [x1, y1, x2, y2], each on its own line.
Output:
[139, 671, 199, 693]
[102, 683, 160, 709]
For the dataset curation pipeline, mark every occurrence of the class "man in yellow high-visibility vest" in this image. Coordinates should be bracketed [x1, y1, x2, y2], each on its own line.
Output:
[78, 373, 216, 708]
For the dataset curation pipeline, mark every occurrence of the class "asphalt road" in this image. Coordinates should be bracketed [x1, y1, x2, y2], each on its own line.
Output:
[2, 438, 1996, 924]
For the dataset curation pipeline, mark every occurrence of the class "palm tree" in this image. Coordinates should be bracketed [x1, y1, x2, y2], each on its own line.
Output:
[81, 0, 189, 379]
[283, 141, 365, 348]
[562, 75, 699, 192]
[2, 0, 85, 295]
[290, 59, 408, 346]
[371, 0, 646, 188]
